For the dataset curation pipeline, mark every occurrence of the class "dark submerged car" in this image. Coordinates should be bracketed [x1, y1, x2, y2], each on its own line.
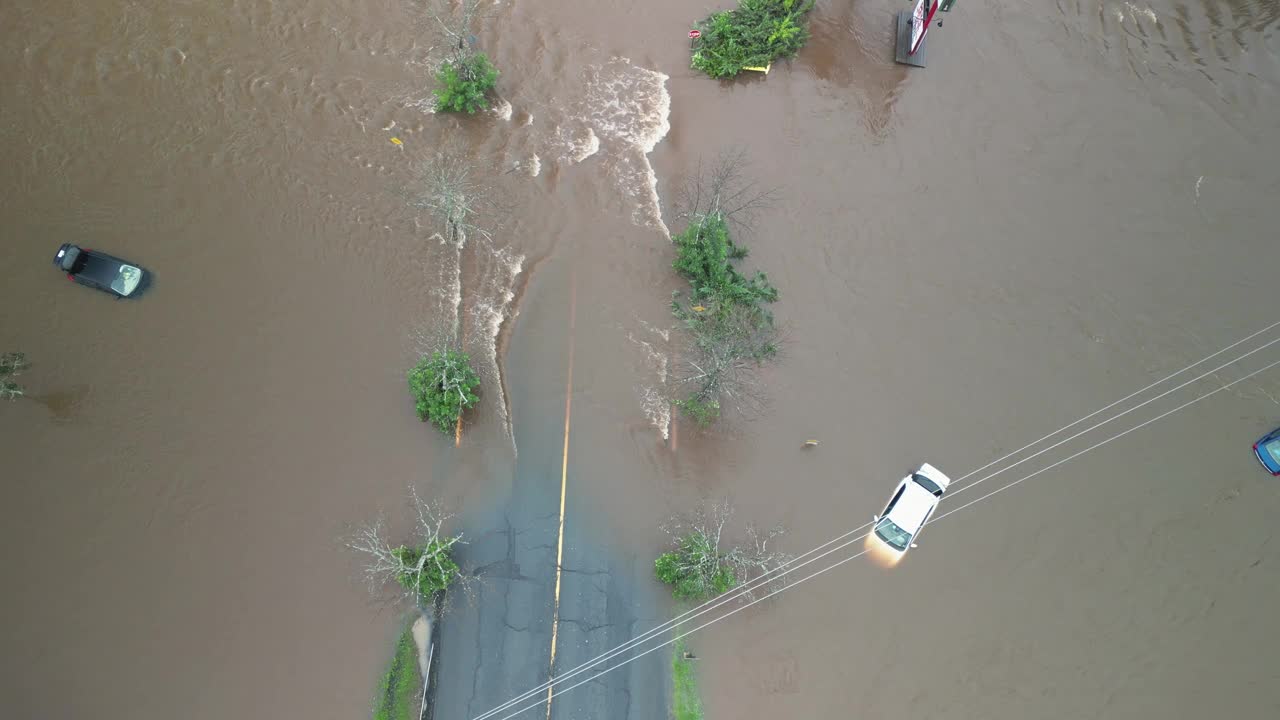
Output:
[1254, 427, 1280, 476]
[53, 243, 147, 298]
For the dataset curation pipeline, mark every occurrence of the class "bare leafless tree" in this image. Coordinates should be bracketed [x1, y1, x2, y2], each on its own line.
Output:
[674, 147, 779, 238]
[347, 487, 476, 612]
[414, 148, 496, 248]
[425, 0, 492, 65]
[671, 301, 780, 421]
[733, 522, 790, 598]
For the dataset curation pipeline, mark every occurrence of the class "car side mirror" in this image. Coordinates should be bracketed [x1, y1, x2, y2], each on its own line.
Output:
[910, 543, 919, 548]
[872, 515, 879, 522]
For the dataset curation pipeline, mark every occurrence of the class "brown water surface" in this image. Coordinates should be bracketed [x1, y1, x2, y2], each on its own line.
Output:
[3, 1, 1280, 718]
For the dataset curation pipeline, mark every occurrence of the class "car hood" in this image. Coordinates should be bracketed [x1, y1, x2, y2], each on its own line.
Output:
[885, 481, 939, 533]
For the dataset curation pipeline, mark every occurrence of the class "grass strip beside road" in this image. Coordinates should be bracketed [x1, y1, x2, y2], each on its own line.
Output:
[374, 625, 421, 720]
[671, 639, 704, 720]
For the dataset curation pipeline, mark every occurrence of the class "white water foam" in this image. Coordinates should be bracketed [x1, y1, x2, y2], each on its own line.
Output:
[527, 154, 541, 177]
[629, 328, 672, 439]
[638, 319, 670, 343]
[640, 385, 671, 441]
[553, 126, 600, 164]
[1122, 2, 1158, 24]
[423, 230, 464, 342]
[464, 242, 525, 449]
[493, 97, 513, 121]
[585, 59, 671, 236]
[547, 58, 671, 235]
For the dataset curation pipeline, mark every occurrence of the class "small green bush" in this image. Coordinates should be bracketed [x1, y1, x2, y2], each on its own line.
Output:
[391, 541, 460, 601]
[691, 0, 816, 79]
[408, 349, 481, 434]
[434, 54, 499, 114]
[673, 396, 721, 427]
[655, 532, 738, 601]
[672, 214, 778, 311]
[1, 352, 28, 400]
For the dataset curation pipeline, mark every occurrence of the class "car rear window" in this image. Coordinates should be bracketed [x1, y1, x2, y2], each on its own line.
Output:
[1265, 438, 1280, 465]
[912, 473, 943, 496]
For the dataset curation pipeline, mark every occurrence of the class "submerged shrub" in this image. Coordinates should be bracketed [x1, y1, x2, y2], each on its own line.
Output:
[391, 541, 461, 601]
[670, 212, 779, 427]
[672, 214, 778, 311]
[434, 53, 500, 114]
[408, 349, 481, 434]
[691, 0, 816, 79]
[655, 531, 738, 601]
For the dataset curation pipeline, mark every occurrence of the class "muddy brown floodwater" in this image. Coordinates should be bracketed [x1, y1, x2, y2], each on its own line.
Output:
[3, 0, 1280, 718]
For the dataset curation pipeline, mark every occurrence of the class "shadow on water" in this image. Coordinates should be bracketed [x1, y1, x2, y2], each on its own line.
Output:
[29, 384, 90, 423]
[800, 1, 908, 135]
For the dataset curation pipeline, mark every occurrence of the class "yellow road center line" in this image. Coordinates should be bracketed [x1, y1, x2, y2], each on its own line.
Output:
[546, 271, 576, 720]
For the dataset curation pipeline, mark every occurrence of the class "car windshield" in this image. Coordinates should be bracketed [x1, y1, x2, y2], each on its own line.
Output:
[111, 265, 142, 296]
[874, 518, 912, 551]
[1265, 437, 1280, 465]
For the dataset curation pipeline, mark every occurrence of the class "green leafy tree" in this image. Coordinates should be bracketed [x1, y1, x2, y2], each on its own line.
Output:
[408, 349, 481, 434]
[691, 0, 816, 79]
[434, 54, 499, 114]
[391, 541, 461, 600]
[672, 214, 778, 311]
[1, 352, 29, 400]
[669, 152, 780, 426]
[429, 0, 501, 113]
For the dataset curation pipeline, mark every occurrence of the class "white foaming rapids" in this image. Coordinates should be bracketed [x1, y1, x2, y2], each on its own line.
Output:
[629, 329, 672, 440]
[572, 128, 600, 163]
[577, 58, 671, 236]
[425, 231, 464, 340]
[464, 243, 525, 449]
[1123, 2, 1158, 24]
[527, 154, 541, 177]
[493, 98, 513, 121]
[640, 386, 671, 441]
[554, 126, 600, 164]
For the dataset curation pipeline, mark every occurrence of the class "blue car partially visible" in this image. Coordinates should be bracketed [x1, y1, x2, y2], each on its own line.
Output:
[1254, 427, 1280, 476]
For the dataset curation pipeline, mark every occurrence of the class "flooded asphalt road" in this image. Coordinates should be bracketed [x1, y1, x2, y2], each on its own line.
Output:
[4, 1, 1280, 719]
[431, 261, 667, 720]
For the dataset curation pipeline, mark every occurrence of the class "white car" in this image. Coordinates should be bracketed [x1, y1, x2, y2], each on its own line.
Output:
[872, 463, 952, 556]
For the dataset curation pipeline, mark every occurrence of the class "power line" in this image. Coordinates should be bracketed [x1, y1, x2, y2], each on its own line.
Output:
[470, 324, 1280, 720]
[488, 355, 1280, 720]
[948, 319, 1280, 486]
